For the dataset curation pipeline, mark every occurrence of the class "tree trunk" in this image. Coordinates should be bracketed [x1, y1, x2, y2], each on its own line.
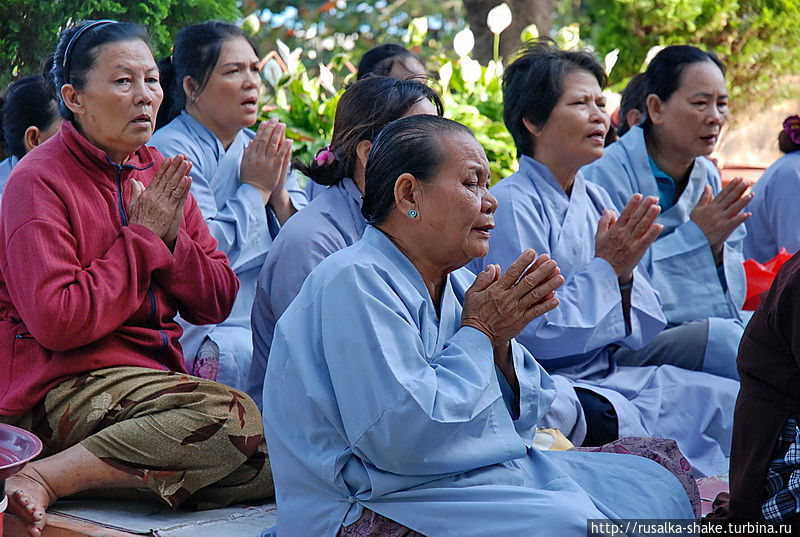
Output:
[462, 0, 555, 64]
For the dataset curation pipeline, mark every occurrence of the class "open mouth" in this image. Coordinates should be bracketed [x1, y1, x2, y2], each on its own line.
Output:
[241, 97, 258, 109]
[473, 223, 495, 237]
[131, 114, 151, 126]
[587, 129, 606, 144]
[700, 134, 718, 145]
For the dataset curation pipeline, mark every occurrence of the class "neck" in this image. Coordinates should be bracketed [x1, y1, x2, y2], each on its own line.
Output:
[532, 152, 579, 195]
[377, 223, 453, 310]
[353, 164, 366, 194]
[77, 125, 131, 165]
[186, 106, 239, 150]
[645, 129, 694, 181]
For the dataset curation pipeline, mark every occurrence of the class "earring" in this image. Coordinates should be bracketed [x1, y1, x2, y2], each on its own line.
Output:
[408, 209, 418, 219]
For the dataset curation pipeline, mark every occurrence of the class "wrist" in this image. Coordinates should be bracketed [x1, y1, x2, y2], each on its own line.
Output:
[243, 181, 273, 204]
[267, 186, 292, 209]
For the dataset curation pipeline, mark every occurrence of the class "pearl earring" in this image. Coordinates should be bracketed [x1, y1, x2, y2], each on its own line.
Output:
[408, 209, 418, 219]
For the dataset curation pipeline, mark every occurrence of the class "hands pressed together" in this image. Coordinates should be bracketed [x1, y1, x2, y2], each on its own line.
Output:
[691, 177, 752, 264]
[240, 118, 294, 218]
[127, 154, 192, 251]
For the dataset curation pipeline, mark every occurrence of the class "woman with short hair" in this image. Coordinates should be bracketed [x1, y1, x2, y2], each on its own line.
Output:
[263, 114, 695, 537]
[151, 22, 307, 388]
[584, 45, 750, 380]
[247, 75, 443, 408]
[0, 72, 62, 202]
[743, 115, 800, 263]
[0, 20, 270, 537]
[472, 38, 738, 477]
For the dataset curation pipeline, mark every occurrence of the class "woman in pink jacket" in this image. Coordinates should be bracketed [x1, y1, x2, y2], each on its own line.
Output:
[0, 20, 271, 537]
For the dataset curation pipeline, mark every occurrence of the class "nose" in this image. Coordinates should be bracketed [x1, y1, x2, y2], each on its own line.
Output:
[483, 191, 498, 214]
[707, 104, 725, 126]
[244, 68, 261, 90]
[589, 101, 608, 125]
[132, 78, 154, 106]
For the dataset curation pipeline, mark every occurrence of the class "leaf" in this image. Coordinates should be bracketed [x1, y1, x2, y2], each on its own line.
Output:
[228, 434, 263, 458]
[520, 23, 539, 43]
[179, 417, 227, 446]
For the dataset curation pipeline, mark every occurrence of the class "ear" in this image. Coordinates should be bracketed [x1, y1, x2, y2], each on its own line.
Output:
[355, 140, 372, 169]
[60, 84, 84, 117]
[522, 117, 542, 138]
[23, 126, 42, 153]
[625, 109, 643, 129]
[182, 76, 198, 103]
[645, 94, 665, 126]
[393, 172, 422, 217]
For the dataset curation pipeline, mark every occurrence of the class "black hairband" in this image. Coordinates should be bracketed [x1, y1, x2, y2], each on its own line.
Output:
[63, 20, 118, 85]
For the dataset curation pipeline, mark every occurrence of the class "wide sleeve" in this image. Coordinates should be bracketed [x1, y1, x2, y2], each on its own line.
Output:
[318, 267, 553, 476]
[2, 184, 173, 352]
[153, 192, 239, 325]
[486, 196, 664, 361]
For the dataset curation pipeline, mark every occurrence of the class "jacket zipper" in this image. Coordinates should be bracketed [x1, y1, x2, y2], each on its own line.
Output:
[15, 332, 34, 340]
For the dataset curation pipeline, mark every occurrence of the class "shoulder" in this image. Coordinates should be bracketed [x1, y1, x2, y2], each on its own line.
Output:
[149, 118, 206, 164]
[583, 178, 616, 210]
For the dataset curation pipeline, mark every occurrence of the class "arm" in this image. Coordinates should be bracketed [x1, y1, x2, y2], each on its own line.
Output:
[318, 267, 553, 476]
[4, 212, 172, 351]
[154, 193, 239, 325]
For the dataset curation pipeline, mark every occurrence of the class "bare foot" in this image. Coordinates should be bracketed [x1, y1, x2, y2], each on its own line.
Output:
[6, 466, 57, 537]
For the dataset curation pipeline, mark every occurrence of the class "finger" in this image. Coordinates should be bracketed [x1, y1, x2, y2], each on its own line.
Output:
[172, 175, 192, 202]
[723, 190, 754, 219]
[468, 264, 499, 293]
[497, 249, 537, 289]
[616, 193, 642, 227]
[515, 257, 559, 296]
[129, 178, 144, 201]
[521, 273, 565, 307]
[623, 195, 657, 232]
[261, 119, 280, 149]
[695, 185, 713, 209]
[631, 202, 661, 240]
[635, 223, 663, 251]
[523, 296, 560, 323]
[150, 157, 173, 192]
[158, 155, 185, 191]
[595, 210, 614, 237]
[716, 178, 748, 208]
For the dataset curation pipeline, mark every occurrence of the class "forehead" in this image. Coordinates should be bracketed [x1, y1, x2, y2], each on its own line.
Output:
[440, 131, 488, 171]
[560, 69, 602, 95]
[92, 39, 155, 70]
[402, 98, 437, 118]
[217, 37, 258, 64]
[676, 61, 727, 93]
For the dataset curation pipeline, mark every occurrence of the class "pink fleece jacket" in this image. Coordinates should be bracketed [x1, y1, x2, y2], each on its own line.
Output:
[0, 121, 239, 415]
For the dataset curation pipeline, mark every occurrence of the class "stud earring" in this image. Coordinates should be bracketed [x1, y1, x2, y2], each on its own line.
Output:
[408, 209, 418, 219]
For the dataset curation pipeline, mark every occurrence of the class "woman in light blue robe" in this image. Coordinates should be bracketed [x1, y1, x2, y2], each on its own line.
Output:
[247, 76, 444, 408]
[0, 74, 62, 205]
[263, 115, 694, 537]
[472, 39, 737, 477]
[151, 23, 306, 389]
[744, 119, 800, 263]
[584, 46, 751, 380]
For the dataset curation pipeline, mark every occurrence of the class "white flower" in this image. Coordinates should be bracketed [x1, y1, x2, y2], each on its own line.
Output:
[604, 49, 620, 74]
[556, 24, 580, 50]
[485, 59, 504, 82]
[261, 58, 283, 89]
[439, 61, 453, 91]
[453, 28, 475, 58]
[642, 45, 665, 70]
[306, 25, 318, 40]
[460, 57, 482, 83]
[241, 14, 260, 36]
[487, 3, 513, 35]
[319, 64, 336, 95]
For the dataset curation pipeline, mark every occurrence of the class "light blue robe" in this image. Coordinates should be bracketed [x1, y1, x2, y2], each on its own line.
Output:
[263, 225, 694, 537]
[304, 177, 330, 201]
[470, 155, 738, 477]
[744, 151, 800, 263]
[584, 126, 749, 379]
[150, 111, 307, 389]
[248, 177, 366, 408]
[0, 155, 19, 208]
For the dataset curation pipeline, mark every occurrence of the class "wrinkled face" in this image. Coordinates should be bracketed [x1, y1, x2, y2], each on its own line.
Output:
[415, 131, 497, 267]
[533, 69, 610, 168]
[649, 61, 729, 158]
[70, 39, 162, 159]
[189, 37, 261, 135]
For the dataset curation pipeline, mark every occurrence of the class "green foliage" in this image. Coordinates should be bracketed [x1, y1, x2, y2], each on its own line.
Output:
[0, 0, 240, 88]
[579, 0, 800, 122]
[260, 22, 517, 185]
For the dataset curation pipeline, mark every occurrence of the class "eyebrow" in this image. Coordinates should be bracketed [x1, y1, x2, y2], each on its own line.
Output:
[221, 62, 254, 69]
[690, 92, 728, 99]
[113, 65, 158, 73]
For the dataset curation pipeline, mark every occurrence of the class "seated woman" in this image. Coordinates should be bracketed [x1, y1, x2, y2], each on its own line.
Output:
[247, 75, 442, 408]
[744, 115, 800, 263]
[0, 72, 62, 203]
[0, 20, 270, 537]
[263, 114, 694, 537]
[150, 22, 306, 389]
[710, 250, 800, 525]
[471, 39, 738, 477]
[356, 43, 428, 81]
[584, 45, 750, 380]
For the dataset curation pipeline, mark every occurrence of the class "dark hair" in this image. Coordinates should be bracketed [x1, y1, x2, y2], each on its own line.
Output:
[157, 21, 256, 128]
[618, 73, 647, 136]
[294, 75, 444, 187]
[357, 44, 427, 80]
[641, 45, 726, 133]
[778, 130, 800, 154]
[51, 20, 152, 121]
[503, 38, 606, 158]
[362, 115, 473, 225]
[0, 74, 59, 159]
